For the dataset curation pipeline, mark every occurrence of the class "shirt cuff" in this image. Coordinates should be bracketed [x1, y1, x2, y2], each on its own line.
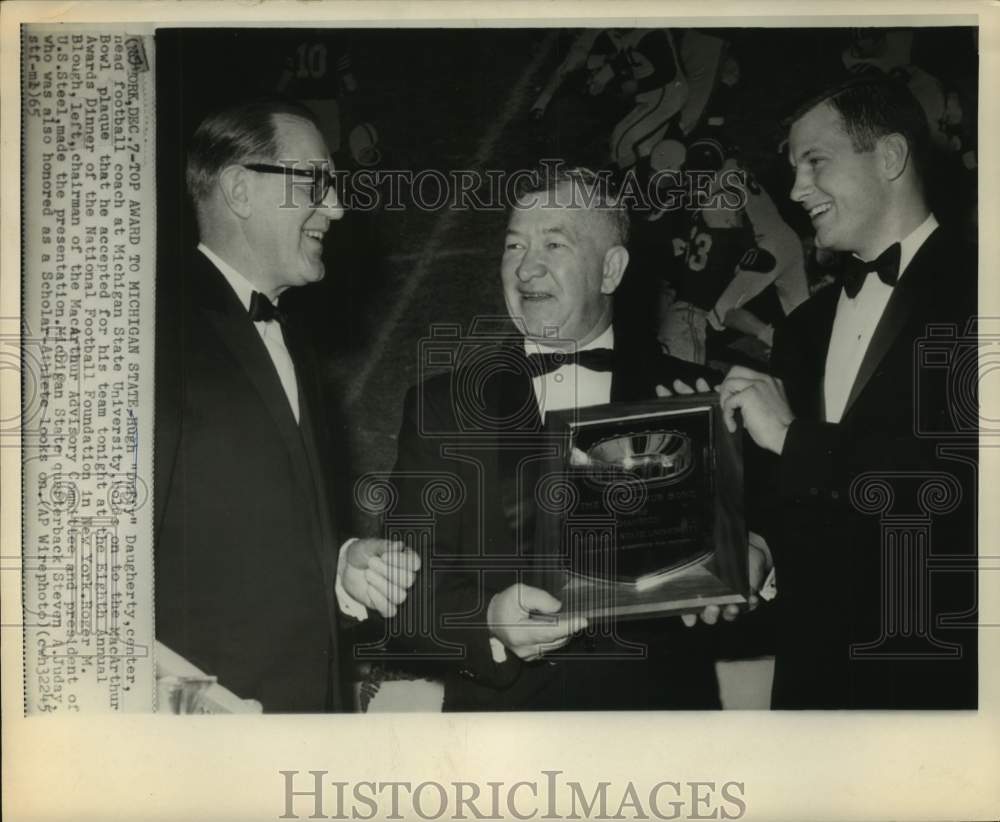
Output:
[748, 531, 777, 602]
[759, 567, 777, 602]
[335, 538, 370, 622]
[748, 530, 773, 567]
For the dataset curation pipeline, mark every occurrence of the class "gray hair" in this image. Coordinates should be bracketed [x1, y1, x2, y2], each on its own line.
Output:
[512, 164, 630, 247]
[185, 97, 322, 205]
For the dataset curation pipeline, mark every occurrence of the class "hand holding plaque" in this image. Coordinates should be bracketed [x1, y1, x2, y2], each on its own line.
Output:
[681, 533, 771, 626]
[487, 584, 588, 661]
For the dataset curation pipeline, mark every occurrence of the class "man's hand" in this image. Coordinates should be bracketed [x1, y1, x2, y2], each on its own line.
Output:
[682, 533, 771, 627]
[341, 538, 421, 618]
[655, 377, 713, 397]
[718, 365, 794, 454]
[487, 584, 588, 661]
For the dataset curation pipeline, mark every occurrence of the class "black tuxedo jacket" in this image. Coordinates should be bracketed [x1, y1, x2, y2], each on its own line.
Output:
[757, 226, 978, 709]
[385, 324, 723, 710]
[154, 251, 347, 712]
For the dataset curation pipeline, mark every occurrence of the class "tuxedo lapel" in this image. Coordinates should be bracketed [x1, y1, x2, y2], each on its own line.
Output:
[487, 344, 544, 544]
[842, 228, 942, 417]
[193, 257, 319, 512]
[810, 295, 838, 421]
[780, 287, 838, 421]
[610, 333, 657, 402]
[287, 330, 340, 609]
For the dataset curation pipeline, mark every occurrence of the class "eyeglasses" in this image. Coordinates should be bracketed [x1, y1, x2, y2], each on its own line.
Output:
[242, 163, 338, 207]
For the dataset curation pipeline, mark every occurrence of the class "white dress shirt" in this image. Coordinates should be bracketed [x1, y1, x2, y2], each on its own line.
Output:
[525, 325, 615, 420]
[198, 243, 300, 423]
[823, 214, 938, 423]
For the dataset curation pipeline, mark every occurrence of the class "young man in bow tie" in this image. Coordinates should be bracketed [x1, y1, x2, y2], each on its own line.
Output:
[155, 99, 420, 712]
[718, 77, 977, 708]
[385, 166, 726, 710]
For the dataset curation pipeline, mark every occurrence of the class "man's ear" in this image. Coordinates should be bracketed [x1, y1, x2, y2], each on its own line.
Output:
[218, 165, 253, 219]
[879, 132, 910, 182]
[601, 245, 629, 295]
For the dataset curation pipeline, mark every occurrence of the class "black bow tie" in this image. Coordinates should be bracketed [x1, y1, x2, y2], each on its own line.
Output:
[842, 242, 901, 299]
[249, 291, 286, 324]
[527, 348, 614, 376]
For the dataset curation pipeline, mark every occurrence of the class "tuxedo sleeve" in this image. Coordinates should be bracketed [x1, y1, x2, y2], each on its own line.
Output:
[387, 385, 521, 689]
[772, 341, 964, 509]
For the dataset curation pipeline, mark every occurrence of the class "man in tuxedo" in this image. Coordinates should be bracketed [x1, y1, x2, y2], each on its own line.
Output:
[719, 76, 977, 708]
[155, 99, 419, 712]
[384, 166, 732, 710]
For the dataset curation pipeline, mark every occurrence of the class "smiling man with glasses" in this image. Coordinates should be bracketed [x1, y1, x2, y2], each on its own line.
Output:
[154, 98, 420, 712]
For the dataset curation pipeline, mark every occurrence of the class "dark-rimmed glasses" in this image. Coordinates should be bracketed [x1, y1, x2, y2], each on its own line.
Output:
[242, 163, 337, 207]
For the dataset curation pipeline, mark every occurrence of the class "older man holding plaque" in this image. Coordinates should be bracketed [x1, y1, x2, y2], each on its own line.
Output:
[384, 166, 736, 711]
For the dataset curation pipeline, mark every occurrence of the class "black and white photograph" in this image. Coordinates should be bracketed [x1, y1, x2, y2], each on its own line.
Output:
[151, 21, 979, 714]
[3, 2, 998, 820]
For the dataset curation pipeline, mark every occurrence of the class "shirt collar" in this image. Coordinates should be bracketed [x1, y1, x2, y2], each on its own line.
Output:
[898, 212, 938, 277]
[523, 325, 615, 358]
[198, 242, 258, 314]
[851, 213, 938, 280]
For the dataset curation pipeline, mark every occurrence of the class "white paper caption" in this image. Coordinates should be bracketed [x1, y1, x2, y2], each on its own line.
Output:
[21, 28, 156, 713]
